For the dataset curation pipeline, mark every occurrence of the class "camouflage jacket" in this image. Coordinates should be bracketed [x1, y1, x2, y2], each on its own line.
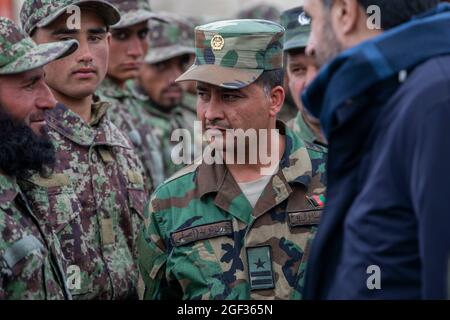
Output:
[126, 81, 198, 181]
[18, 101, 148, 300]
[97, 77, 164, 190]
[0, 174, 69, 300]
[139, 122, 327, 300]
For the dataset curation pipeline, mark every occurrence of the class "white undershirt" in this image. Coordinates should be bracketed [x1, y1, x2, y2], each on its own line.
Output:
[237, 175, 273, 208]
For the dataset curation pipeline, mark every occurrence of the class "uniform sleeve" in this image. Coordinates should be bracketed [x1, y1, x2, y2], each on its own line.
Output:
[410, 100, 450, 299]
[137, 198, 168, 300]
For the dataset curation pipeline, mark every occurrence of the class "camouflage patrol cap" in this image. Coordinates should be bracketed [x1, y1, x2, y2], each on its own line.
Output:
[0, 17, 78, 75]
[108, 0, 161, 29]
[237, 4, 281, 23]
[145, 13, 195, 65]
[20, 0, 121, 36]
[281, 7, 311, 51]
[176, 19, 285, 89]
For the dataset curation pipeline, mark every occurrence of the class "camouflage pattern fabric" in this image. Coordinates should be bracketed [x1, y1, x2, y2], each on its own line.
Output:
[176, 19, 285, 89]
[145, 13, 195, 65]
[20, 0, 120, 36]
[97, 77, 166, 190]
[0, 17, 77, 75]
[280, 6, 311, 51]
[18, 101, 148, 300]
[287, 112, 316, 146]
[237, 4, 281, 23]
[138, 122, 327, 300]
[107, 0, 161, 29]
[0, 174, 70, 300]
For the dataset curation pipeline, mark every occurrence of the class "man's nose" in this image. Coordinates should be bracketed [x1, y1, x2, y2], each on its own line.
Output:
[127, 36, 145, 59]
[35, 83, 57, 110]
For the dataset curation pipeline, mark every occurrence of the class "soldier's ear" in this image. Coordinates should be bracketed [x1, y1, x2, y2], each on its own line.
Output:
[268, 86, 285, 117]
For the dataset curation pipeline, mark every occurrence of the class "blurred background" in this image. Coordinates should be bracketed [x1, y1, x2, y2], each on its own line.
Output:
[1, 0, 304, 23]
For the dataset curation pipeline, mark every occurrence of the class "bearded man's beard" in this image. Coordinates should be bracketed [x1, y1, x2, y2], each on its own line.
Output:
[0, 110, 55, 179]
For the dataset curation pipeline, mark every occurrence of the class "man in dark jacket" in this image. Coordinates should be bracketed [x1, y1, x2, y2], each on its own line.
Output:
[302, 0, 450, 299]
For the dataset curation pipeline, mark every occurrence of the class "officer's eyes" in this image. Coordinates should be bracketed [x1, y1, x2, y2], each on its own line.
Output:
[23, 76, 40, 91]
[88, 35, 103, 42]
[292, 67, 307, 76]
[112, 32, 129, 41]
[222, 94, 240, 102]
[137, 29, 149, 40]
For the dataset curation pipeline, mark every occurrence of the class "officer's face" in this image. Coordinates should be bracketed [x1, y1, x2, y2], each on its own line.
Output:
[286, 50, 318, 112]
[138, 55, 190, 109]
[197, 81, 284, 151]
[0, 68, 56, 135]
[108, 22, 149, 84]
[304, 0, 343, 68]
[33, 9, 110, 100]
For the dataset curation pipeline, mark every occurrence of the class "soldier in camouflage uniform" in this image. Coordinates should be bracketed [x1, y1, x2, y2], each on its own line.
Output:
[281, 7, 326, 146]
[133, 13, 198, 178]
[96, 0, 166, 190]
[19, 0, 149, 299]
[138, 20, 327, 300]
[0, 18, 77, 299]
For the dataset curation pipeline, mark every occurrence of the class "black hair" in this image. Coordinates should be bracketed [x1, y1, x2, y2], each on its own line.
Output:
[322, 0, 439, 29]
[255, 69, 285, 95]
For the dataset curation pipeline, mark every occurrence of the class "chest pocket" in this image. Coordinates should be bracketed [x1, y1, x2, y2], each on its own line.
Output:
[20, 174, 93, 296]
[21, 174, 82, 233]
[168, 221, 234, 299]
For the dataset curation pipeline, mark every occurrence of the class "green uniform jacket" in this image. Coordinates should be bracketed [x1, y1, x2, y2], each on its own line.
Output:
[0, 174, 70, 300]
[97, 77, 161, 190]
[18, 101, 148, 300]
[139, 122, 327, 300]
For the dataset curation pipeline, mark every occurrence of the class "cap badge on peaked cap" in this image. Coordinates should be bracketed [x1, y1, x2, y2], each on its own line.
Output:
[211, 34, 225, 51]
[298, 12, 311, 26]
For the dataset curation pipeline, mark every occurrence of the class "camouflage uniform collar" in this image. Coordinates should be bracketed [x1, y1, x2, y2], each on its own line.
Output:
[0, 173, 20, 210]
[45, 100, 129, 148]
[196, 121, 312, 222]
[98, 77, 132, 100]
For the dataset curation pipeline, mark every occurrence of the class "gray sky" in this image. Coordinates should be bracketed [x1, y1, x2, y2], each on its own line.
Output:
[12, 0, 304, 22]
[151, 0, 304, 20]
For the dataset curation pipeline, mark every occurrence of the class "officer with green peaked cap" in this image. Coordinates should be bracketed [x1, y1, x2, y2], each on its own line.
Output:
[176, 19, 285, 89]
[139, 19, 327, 300]
[0, 17, 78, 300]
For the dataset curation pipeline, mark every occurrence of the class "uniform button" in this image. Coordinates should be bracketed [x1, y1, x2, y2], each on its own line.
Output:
[92, 153, 98, 162]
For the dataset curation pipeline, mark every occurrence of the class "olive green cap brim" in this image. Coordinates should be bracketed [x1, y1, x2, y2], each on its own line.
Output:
[34, 1, 120, 32]
[176, 64, 263, 89]
[0, 39, 78, 75]
[145, 45, 195, 65]
[284, 34, 310, 51]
